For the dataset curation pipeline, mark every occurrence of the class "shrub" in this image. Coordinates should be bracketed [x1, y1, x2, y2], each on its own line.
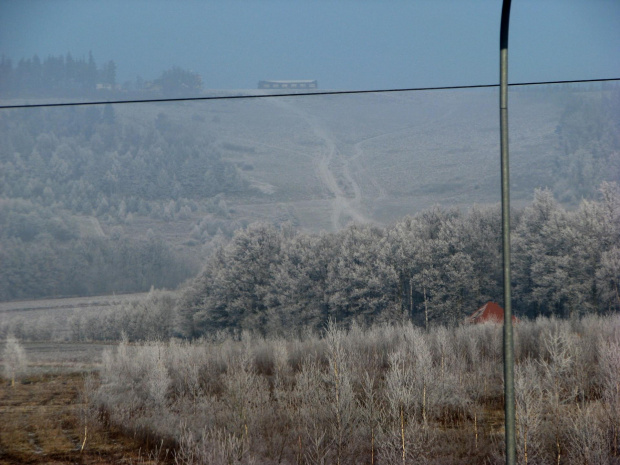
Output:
[91, 315, 620, 464]
[2, 335, 28, 386]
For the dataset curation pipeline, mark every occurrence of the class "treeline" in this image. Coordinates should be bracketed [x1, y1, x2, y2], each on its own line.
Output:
[0, 227, 193, 301]
[0, 52, 116, 97]
[0, 52, 203, 97]
[0, 290, 179, 342]
[0, 198, 201, 300]
[177, 184, 620, 335]
[93, 315, 620, 464]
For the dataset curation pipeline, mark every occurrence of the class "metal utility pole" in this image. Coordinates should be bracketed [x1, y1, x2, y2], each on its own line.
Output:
[500, 1, 516, 464]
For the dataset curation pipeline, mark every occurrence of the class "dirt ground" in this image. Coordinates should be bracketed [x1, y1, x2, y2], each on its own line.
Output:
[0, 373, 170, 465]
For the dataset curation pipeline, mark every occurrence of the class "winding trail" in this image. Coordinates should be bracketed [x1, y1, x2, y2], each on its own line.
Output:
[271, 99, 370, 230]
[266, 98, 456, 229]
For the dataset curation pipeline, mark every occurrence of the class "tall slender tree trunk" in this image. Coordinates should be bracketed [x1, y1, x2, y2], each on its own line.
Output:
[401, 405, 406, 465]
[409, 278, 413, 318]
[423, 286, 429, 331]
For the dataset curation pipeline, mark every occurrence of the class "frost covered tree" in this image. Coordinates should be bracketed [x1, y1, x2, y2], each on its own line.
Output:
[597, 247, 620, 312]
[263, 232, 334, 334]
[179, 223, 284, 335]
[513, 184, 620, 318]
[324, 323, 357, 465]
[327, 224, 400, 325]
[389, 208, 478, 328]
[514, 361, 544, 465]
[3, 335, 28, 387]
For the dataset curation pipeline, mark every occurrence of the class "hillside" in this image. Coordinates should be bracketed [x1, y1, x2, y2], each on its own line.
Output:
[117, 86, 617, 229]
[0, 85, 618, 301]
[139, 88, 564, 230]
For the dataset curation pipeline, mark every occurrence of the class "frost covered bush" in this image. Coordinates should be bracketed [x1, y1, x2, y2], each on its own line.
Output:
[93, 315, 620, 464]
[2, 335, 28, 387]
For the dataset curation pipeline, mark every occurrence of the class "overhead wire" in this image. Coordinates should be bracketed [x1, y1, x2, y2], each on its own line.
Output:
[0, 77, 618, 110]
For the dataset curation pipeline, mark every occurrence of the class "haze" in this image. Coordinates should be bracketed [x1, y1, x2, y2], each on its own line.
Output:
[1, 2, 620, 461]
[1, 0, 619, 91]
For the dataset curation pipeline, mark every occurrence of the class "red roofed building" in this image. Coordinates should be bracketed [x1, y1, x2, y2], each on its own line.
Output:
[463, 301, 519, 325]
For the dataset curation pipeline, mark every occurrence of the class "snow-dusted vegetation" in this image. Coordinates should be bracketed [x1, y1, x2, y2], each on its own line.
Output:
[175, 183, 620, 335]
[3, 183, 618, 344]
[93, 315, 620, 464]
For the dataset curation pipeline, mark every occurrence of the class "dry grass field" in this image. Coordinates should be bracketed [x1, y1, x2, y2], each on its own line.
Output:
[0, 372, 170, 465]
[0, 333, 174, 464]
[1, 293, 177, 464]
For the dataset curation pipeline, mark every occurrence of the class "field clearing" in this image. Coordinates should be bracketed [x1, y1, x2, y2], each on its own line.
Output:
[17, 342, 114, 373]
[0, 293, 149, 314]
[0, 293, 150, 342]
[0, 372, 167, 465]
[0, 302, 166, 465]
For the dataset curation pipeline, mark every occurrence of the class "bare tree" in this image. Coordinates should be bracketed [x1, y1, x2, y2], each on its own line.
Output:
[324, 322, 357, 465]
[381, 348, 431, 465]
[567, 404, 611, 465]
[539, 322, 579, 465]
[598, 336, 620, 459]
[295, 358, 330, 465]
[514, 360, 544, 465]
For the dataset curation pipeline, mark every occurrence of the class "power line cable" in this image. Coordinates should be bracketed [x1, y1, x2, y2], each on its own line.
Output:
[0, 77, 618, 110]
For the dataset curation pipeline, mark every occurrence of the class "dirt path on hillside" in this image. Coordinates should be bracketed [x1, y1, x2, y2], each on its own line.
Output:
[266, 97, 460, 229]
[271, 99, 370, 230]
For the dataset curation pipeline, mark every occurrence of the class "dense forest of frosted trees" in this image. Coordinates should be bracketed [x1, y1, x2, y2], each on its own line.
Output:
[0, 102, 247, 300]
[177, 184, 620, 335]
[0, 105, 246, 208]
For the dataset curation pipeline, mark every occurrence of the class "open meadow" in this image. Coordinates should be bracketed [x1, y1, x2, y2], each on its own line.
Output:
[158, 89, 564, 231]
[0, 293, 152, 342]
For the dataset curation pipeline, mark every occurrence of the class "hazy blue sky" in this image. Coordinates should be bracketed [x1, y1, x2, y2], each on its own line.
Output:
[1, 0, 619, 91]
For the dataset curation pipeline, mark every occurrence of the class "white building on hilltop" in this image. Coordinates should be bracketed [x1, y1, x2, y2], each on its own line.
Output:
[258, 80, 318, 90]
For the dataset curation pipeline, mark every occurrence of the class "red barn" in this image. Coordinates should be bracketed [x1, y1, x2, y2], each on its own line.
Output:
[463, 301, 519, 325]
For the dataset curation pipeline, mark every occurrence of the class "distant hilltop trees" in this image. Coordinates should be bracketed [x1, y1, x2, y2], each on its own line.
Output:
[0, 52, 202, 98]
[0, 52, 115, 97]
[146, 66, 203, 97]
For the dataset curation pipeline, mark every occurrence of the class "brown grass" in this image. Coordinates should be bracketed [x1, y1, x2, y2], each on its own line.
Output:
[0, 373, 170, 465]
